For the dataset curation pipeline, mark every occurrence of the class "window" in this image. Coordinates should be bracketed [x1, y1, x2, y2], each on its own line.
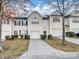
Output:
[14, 31, 18, 35]
[34, 17, 37, 19]
[23, 21, 28, 26]
[32, 22, 39, 24]
[14, 20, 28, 26]
[19, 21, 20, 25]
[14, 21, 16, 25]
[22, 21, 28, 26]
[14, 21, 20, 25]
[32, 17, 39, 24]
[22, 21, 23, 26]
[26, 21, 28, 26]
[53, 17, 60, 22]
[19, 30, 28, 35]
[73, 17, 79, 23]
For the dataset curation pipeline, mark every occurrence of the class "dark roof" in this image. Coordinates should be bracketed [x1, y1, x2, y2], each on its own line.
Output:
[12, 17, 28, 20]
[43, 15, 49, 20]
[64, 15, 70, 18]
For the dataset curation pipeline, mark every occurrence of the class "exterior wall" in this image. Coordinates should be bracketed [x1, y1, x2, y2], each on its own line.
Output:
[42, 20, 49, 35]
[13, 20, 28, 35]
[2, 11, 68, 40]
[65, 26, 70, 32]
[69, 16, 79, 33]
[13, 26, 28, 35]
[49, 15, 62, 36]
[1, 18, 28, 41]
[1, 20, 12, 41]
[28, 12, 43, 39]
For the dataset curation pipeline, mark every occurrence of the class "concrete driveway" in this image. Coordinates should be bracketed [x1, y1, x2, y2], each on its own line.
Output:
[26, 39, 79, 59]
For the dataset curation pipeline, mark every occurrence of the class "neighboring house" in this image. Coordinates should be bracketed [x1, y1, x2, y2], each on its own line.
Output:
[64, 11, 79, 34]
[69, 12, 79, 33]
[49, 11, 62, 36]
[1, 11, 79, 41]
[2, 17, 28, 41]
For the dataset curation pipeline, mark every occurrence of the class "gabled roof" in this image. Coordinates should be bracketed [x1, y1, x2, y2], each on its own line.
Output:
[50, 10, 61, 16]
[27, 11, 43, 18]
[70, 10, 79, 16]
[43, 15, 49, 20]
[11, 17, 28, 20]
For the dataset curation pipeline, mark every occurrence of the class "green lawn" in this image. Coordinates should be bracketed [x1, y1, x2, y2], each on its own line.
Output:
[70, 36, 79, 39]
[0, 39, 29, 59]
[46, 38, 79, 52]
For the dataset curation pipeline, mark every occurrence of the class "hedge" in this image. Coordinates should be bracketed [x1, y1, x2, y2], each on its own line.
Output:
[66, 32, 75, 37]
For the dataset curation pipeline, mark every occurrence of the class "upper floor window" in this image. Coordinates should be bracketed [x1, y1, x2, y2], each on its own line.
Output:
[53, 17, 60, 22]
[14, 21, 20, 25]
[34, 17, 37, 19]
[32, 17, 39, 24]
[73, 17, 79, 23]
[32, 21, 39, 24]
[14, 20, 28, 26]
[22, 21, 28, 26]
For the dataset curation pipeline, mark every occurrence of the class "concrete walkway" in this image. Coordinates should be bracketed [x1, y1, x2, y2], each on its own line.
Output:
[57, 37, 79, 45]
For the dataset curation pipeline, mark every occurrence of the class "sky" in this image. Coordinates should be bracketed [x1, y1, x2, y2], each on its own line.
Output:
[30, 0, 57, 15]
[31, 0, 78, 7]
[31, 0, 55, 8]
[31, 0, 45, 8]
[4, 0, 79, 17]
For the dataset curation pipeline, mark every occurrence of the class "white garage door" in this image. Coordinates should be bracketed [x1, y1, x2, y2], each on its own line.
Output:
[30, 31, 40, 39]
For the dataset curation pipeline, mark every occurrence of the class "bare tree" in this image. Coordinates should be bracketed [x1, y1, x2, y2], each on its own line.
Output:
[0, 0, 2, 45]
[57, 0, 78, 45]
[44, 0, 78, 45]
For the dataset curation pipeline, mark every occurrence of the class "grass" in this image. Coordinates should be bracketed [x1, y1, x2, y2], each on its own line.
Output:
[46, 38, 79, 52]
[69, 36, 79, 39]
[0, 39, 29, 59]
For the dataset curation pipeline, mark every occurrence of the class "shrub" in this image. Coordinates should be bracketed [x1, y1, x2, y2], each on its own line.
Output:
[5, 36, 10, 40]
[11, 35, 15, 40]
[66, 32, 75, 37]
[48, 35, 52, 40]
[40, 35, 46, 40]
[14, 35, 18, 38]
[10, 35, 18, 40]
[75, 33, 79, 37]
[25, 35, 30, 39]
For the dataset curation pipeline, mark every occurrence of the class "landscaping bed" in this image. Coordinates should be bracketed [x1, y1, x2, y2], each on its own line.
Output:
[0, 39, 29, 59]
[46, 37, 79, 52]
